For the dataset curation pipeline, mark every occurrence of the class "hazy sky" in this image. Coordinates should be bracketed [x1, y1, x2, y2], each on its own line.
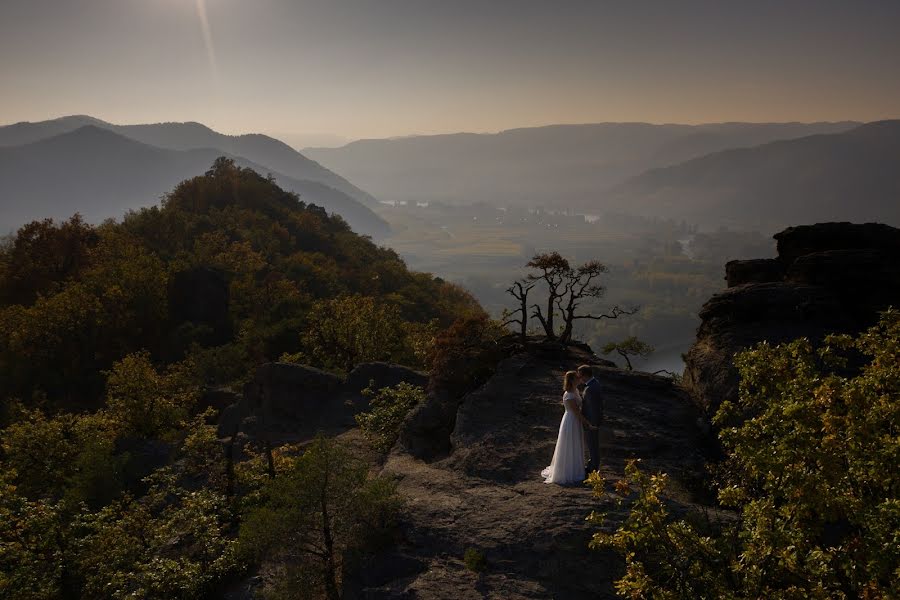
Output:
[2, 0, 899, 141]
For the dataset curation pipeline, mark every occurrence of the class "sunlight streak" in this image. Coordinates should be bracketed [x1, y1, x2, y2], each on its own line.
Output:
[195, 0, 218, 85]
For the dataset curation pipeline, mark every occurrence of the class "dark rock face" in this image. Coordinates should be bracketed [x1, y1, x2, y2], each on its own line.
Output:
[774, 222, 900, 265]
[346, 362, 428, 395]
[216, 361, 428, 443]
[685, 222, 900, 415]
[167, 267, 231, 343]
[725, 258, 784, 286]
[242, 362, 343, 433]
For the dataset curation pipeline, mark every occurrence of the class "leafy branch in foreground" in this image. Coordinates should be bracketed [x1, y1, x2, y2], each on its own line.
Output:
[589, 309, 900, 599]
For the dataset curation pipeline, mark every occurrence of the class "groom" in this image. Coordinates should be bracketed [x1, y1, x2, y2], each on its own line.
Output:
[577, 365, 603, 473]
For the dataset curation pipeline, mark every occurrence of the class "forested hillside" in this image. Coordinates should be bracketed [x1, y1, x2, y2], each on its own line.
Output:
[0, 159, 481, 597]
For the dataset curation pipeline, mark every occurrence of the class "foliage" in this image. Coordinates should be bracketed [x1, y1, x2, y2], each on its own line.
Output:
[238, 436, 401, 600]
[0, 157, 478, 413]
[356, 383, 426, 453]
[0, 409, 123, 506]
[601, 336, 655, 370]
[75, 470, 238, 600]
[105, 351, 199, 437]
[589, 310, 900, 598]
[296, 294, 410, 373]
[428, 314, 509, 397]
[0, 159, 480, 599]
[464, 547, 488, 573]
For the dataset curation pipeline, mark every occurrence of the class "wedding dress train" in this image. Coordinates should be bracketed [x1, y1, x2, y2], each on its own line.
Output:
[542, 390, 586, 485]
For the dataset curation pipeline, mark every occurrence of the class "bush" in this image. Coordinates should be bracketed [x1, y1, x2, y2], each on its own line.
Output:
[427, 315, 508, 397]
[356, 383, 426, 454]
[464, 547, 487, 573]
[238, 437, 401, 600]
[589, 310, 900, 598]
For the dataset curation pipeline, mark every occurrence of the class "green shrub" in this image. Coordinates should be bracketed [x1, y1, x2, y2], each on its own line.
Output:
[589, 309, 900, 598]
[239, 436, 401, 600]
[355, 382, 426, 454]
[464, 547, 487, 573]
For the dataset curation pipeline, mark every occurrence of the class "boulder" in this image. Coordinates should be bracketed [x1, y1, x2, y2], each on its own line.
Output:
[242, 362, 343, 433]
[774, 222, 900, 265]
[346, 362, 428, 395]
[725, 258, 784, 287]
[198, 386, 240, 416]
[395, 388, 457, 461]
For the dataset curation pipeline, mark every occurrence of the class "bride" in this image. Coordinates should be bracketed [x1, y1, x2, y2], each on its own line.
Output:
[542, 370, 597, 485]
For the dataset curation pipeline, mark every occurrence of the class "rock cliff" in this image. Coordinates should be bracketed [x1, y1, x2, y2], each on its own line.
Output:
[684, 222, 900, 415]
[352, 344, 708, 599]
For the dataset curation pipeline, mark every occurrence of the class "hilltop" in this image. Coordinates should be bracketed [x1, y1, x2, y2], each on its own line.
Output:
[0, 125, 389, 237]
[0, 115, 376, 207]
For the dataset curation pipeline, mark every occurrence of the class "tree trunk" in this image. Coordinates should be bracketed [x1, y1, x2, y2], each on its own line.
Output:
[265, 439, 276, 479]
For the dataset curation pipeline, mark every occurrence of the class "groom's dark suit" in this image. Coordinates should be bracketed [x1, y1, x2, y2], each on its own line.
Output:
[581, 377, 603, 473]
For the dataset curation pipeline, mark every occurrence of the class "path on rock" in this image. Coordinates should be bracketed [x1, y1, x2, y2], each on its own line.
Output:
[361, 346, 707, 599]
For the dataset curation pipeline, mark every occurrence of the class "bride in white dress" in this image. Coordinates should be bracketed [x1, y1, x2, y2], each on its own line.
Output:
[542, 370, 597, 485]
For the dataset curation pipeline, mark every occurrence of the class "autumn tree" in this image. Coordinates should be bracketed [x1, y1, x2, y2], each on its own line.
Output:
[601, 336, 655, 370]
[293, 294, 411, 373]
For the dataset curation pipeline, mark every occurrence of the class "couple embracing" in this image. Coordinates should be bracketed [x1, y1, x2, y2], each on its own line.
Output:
[541, 365, 603, 485]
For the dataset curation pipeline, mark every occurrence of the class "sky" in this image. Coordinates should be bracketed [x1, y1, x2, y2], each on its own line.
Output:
[1, 0, 899, 142]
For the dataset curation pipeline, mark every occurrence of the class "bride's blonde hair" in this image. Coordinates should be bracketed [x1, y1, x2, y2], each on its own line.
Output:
[563, 370, 577, 392]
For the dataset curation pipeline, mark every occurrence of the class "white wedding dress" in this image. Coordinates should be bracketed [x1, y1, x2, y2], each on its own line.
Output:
[542, 390, 586, 485]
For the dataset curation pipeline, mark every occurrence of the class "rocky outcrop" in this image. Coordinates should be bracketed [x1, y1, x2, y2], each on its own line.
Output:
[354, 343, 708, 599]
[346, 362, 428, 395]
[725, 258, 783, 286]
[217, 361, 427, 443]
[685, 222, 900, 415]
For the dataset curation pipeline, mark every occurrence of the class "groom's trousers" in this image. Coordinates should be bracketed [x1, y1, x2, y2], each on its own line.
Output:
[585, 427, 601, 473]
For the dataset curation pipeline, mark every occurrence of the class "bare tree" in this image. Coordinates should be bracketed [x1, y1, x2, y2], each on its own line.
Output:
[502, 279, 535, 341]
[602, 336, 655, 370]
[522, 252, 638, 344]
[556, 259, 638, 343]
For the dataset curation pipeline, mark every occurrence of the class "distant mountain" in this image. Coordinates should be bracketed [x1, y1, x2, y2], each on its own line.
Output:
[603, 120, 900, 230]
[0, 126, 389, 237]
[0, 115, 377, 207]
[304, 122, 858, 207]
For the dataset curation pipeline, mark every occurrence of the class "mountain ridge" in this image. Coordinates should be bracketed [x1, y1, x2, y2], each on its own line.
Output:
[0, 115, 378, 208]
[0, 125, 389, 237]
[604, 120, 900, 230]
[303, 121, 860, 208]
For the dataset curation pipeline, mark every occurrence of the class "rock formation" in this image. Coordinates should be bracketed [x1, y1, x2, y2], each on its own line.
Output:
[685, 222, 900, 415]
[351, 344, 707, 599]
[216, 361, 427, 443]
